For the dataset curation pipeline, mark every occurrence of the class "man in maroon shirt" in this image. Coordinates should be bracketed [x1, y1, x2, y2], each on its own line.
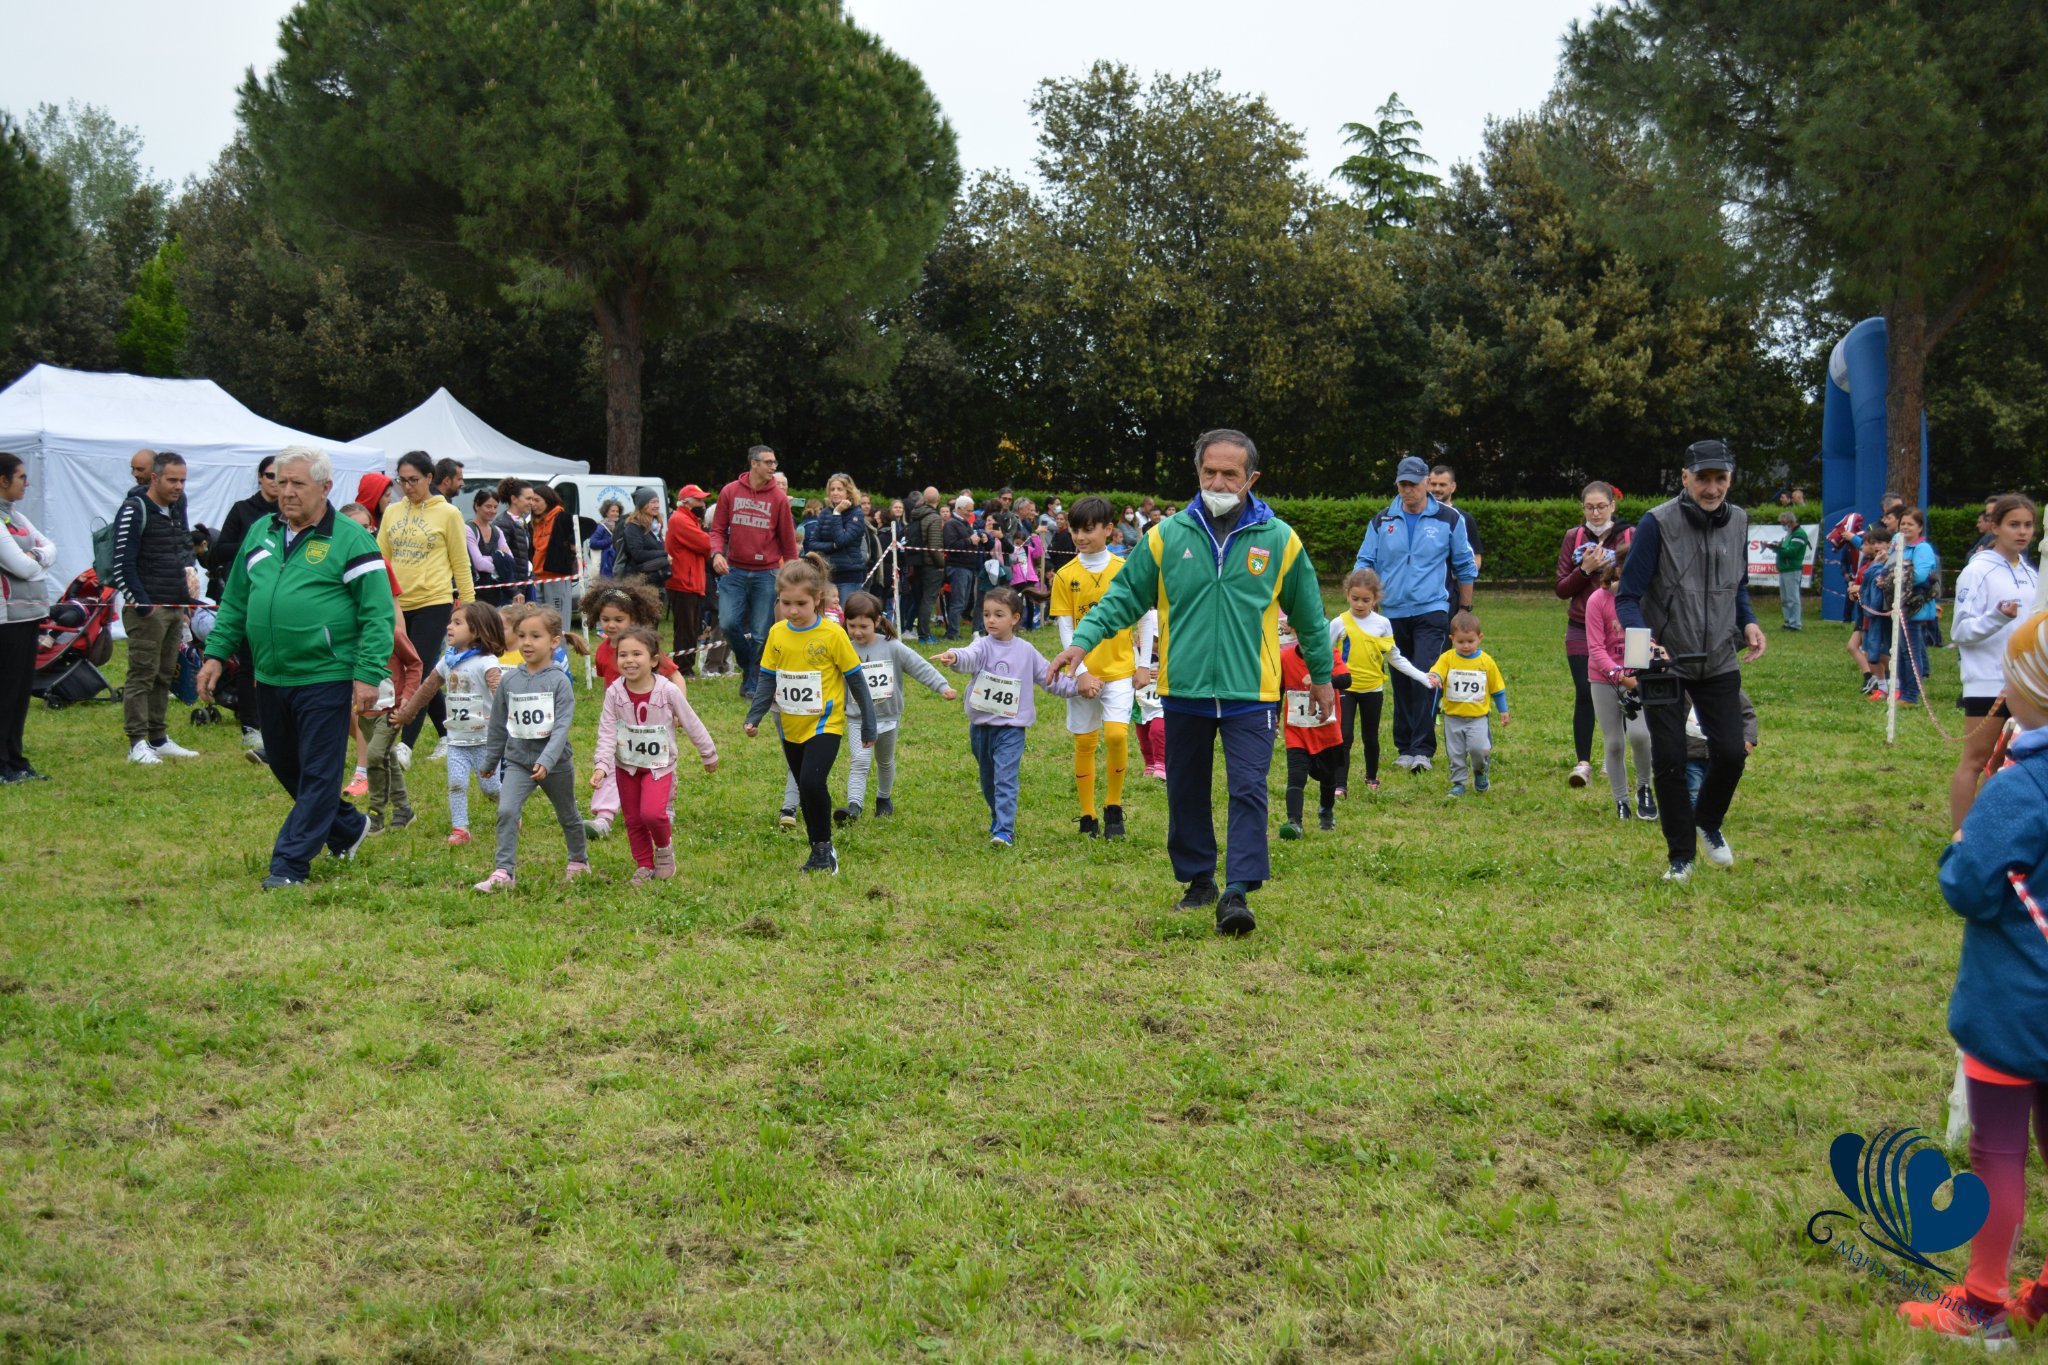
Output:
[707, 445, 798, 695]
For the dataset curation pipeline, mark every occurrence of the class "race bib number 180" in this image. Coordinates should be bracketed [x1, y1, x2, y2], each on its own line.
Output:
[969, 672, 1022, 718]
[506, 690, 556, 741]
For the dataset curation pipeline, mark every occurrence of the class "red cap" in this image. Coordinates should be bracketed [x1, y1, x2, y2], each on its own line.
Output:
[676, 484, 709, 500]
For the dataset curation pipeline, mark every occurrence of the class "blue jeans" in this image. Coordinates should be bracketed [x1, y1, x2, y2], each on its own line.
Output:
[946, 566, 978, 636]
[717, 566, 780, 694]
[256, 678, 365, 881]
[1163, 705, 1277, 890]
[970, 724, 1026, 840]
[1390, 612, 1448, 759]
[1686, 757, 1707, 808]
[1898, 618, 1933, 703]
[1779, 571, 1803, 629]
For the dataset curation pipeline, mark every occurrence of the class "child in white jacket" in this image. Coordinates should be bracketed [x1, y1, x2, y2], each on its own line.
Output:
[590, 626, 718, 884]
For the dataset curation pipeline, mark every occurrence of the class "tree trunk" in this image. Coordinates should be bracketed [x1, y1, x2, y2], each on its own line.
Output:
[592, 287, 646, 476]
[1882, 303, 1929, 507]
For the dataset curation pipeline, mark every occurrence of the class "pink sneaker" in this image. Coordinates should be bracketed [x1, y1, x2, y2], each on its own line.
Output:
[473, 868, 514, 893]
[627, 866, 656, 887]
[1148, 763, 1166, 780]
[653, 844, 676, 880]
[344, 771, 369, 797]
[445, 829, 472, 847]
[564, 861, 591, 882]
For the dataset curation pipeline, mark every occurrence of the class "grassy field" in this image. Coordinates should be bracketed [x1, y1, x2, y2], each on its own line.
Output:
[0, 589, 2001, 1361]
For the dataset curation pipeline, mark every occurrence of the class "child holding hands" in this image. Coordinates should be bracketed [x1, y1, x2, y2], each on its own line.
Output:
[936, 587, 1082, 847]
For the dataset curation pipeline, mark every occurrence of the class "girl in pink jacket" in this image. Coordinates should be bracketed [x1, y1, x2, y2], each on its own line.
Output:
[1582, 550, 1655, 822]
[591, 627, 718, 883]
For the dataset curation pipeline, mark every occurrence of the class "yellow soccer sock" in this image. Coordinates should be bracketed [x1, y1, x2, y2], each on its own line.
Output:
[1104, 722, 1129, 807]
[1073, 730, 1098, 818]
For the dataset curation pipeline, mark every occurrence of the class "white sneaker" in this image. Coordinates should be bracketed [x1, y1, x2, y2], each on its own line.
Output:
[1701, 828, 1735, 867]
[429, 737, 448, 762]
[128, 739, 163, 765]
[151, 738, 200, 759]
[393, 741, 413, 771]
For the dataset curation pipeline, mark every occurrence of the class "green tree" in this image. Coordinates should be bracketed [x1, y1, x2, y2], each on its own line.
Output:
[1409, 114, 1808, 496]
[1563, 0, 2048, 504]
[239, 0, 959, 475]
[1333, 93, 1440, 234]
[1923, 281, 2048, 500]
[959, 64, 1413, 493]
[0, 114, 79, 352]
[118, 237, 188, 376]
[19, 100, 167, 238]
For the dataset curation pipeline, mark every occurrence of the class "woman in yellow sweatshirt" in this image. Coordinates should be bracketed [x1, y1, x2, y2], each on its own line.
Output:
[379, 451, 476, 754]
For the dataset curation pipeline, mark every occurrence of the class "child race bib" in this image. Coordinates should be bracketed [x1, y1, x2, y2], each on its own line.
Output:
[775, 670, 825, 715]
[1134, 682, 1160, 709]
[616, 721, 672, 771]
[968, 672, 1022, 718]
[1284, 689, 1321, 728]
[506, 690, 556, 740]
[859, 661, 896, 703]
[445, 693, 489, 734]
[1446, 669, 1487, 706]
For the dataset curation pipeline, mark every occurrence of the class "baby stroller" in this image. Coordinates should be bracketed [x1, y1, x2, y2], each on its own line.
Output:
[33, 569, 118, 709]
[182, 608, 246, 726]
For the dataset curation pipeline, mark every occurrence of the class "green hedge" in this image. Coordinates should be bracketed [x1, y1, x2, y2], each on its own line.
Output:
[795, 487, 1990, 583]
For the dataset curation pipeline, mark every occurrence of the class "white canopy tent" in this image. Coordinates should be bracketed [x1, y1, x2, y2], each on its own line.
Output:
[0, 364, 386, 593]
[356, 387, 588, 476]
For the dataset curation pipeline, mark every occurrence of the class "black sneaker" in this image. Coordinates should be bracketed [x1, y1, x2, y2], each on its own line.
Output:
[838, 802, 862, 825]
[1616, 800, 1634, 821]
[1176, 874, 1219, 910]
[14, 765, 48, 782]
[261, 874, 303, 891]
[1636, 784, 1658, 820]
[390, 806, 416, 831]
[833, 805, 852, 826]
[874, 797, 895, 818]
[801, 841, 840, 875]
[1102, 805, 1126, 840]
[1318, 808, 1336, 832]
[1663, 859, 1693, 883]
[1077, 814, 1100, 839]
[1215, 891, 1255, 937]
[365, 811, 387, 836]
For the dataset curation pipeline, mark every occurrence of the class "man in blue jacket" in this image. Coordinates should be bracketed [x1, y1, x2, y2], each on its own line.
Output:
[1354, 456, 1476, 771]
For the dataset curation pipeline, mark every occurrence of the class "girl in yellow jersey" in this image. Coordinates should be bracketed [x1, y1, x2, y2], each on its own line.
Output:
[744, 558, 877, 875]
[1326, 569, 1433, 794]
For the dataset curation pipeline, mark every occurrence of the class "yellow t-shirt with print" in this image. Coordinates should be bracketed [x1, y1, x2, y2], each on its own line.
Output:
[1332, 612, 1396, 692]
[759, 617, 863, 743]
[1427, 648, 1507, 718]
[1050, 555, 1137, 681]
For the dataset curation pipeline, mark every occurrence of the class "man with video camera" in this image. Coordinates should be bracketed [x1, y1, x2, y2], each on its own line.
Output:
[1615, 439, 1768, 882]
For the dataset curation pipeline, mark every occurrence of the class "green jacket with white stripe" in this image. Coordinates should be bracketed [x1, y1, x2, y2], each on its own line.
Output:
[203, 506, 399, 689]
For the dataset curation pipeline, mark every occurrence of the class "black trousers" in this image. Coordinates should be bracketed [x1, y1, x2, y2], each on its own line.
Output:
[782, 733, 843, 844]
[0, 620, 37, 772]
[1389, 612, 1448, 759]
[667, 589, 704, 674]
[1566, 651, 1595, 764]
[915, 564, 946, 639]
[1284, 746, 1341, 824]
[399, 601, 453, 745]
[1335, 689, 1383, 788]
[1641, 668, 1749, 864]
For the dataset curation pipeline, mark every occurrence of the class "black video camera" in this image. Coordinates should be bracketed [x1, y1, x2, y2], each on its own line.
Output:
[1632, 652, 1707, 711]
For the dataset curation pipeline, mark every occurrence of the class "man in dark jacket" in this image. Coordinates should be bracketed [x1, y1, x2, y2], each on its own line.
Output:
[111, 451, 199, 765]
[207, 454, 280, 762]
[906, 490, 947, 643]
[941, 495, 987, 640]
[494, 478, 534, 586]
[1615, 439, 1769, 882]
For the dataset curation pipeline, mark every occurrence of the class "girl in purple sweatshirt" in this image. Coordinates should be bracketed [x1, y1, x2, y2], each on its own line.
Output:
[935, 588, 1084, 846]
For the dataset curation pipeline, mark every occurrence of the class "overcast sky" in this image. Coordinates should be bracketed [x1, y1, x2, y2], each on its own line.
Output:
[3, 0, 1598, 191]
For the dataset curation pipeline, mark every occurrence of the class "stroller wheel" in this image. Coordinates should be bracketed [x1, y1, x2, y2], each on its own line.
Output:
[190, 706, 213, 726]
[109, 686, 123, 703]
[44, 696, 66, 711]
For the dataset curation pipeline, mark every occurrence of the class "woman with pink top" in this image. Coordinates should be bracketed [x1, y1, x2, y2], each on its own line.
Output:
[1582, 547, 1655, 822]
[1553, 481, 1634, 791]
[590, 626, 719, 883]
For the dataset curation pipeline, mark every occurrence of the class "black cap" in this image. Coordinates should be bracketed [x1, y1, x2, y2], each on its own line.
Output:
[1685, 439, 1733, 473]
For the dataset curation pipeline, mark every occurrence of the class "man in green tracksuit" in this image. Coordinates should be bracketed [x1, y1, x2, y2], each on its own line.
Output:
[1048, 429, 1335, 936]
[198, 448, 398, 890]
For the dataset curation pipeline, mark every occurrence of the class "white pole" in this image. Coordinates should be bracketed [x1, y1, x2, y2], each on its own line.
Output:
[1886, 532, 1905, 744]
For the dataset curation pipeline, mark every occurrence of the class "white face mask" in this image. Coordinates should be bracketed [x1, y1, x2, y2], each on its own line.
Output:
[1201, 489, 1241, 518]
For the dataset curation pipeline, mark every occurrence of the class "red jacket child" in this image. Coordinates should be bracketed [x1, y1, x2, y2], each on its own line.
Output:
[1281, 641, 1350, 753]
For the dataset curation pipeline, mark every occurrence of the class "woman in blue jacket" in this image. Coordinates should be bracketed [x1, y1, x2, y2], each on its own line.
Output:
[804, 473, 869, 604]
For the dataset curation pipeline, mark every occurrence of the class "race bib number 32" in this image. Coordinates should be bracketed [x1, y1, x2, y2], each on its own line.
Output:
[507, 691, 556, 741]
[776, 670, 826, 715]
[1447, 669, 1486, 705]
[969, 672, 1022, 718]
[859, 661, 896, 703]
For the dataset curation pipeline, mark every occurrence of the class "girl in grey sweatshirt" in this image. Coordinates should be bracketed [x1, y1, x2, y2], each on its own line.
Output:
[476, 610, 588, 889]
[832, 592, 957, 822]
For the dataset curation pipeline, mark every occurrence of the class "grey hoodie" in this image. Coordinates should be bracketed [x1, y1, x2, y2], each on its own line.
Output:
[849, 636, 951, 724]
[485, 661, 577, 775]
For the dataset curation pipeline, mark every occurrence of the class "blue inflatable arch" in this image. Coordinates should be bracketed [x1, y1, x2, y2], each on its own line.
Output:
[1819, 317, 1930, 621]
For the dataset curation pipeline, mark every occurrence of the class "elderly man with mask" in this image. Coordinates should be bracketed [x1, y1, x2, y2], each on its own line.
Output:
[199, 447, 397, 890]
[1048, 428, 1334, 938]
[1614, 438, 1768, 883]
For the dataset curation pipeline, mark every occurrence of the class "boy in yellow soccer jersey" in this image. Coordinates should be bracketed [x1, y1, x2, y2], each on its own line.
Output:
[1050, 496, 1157, 840]
[1425, 610, 1510, 797]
